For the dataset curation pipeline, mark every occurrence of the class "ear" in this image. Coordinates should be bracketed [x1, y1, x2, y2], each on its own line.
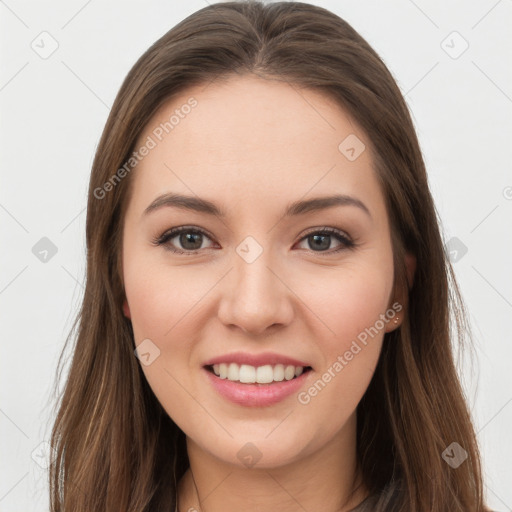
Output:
[123, 299, 131, 319]
[385, 251, 416, 332]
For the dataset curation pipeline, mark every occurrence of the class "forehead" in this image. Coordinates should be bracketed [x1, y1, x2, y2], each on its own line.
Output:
[127, 74, 386, 223]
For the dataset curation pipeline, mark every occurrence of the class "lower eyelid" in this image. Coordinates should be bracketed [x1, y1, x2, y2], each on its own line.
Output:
[156, 228, 354, 253]
[159, 229, 215, 252]
[296, 233, 353, 251]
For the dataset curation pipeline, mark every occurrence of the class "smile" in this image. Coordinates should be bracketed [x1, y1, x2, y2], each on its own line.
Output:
[206, 362, 312, 384]
[203, 365, 313, 407]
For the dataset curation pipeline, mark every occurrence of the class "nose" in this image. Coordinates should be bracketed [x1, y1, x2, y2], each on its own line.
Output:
[217, 247, 294, 336]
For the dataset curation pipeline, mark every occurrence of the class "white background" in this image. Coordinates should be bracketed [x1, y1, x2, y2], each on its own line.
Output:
[1, 0, 511, 510]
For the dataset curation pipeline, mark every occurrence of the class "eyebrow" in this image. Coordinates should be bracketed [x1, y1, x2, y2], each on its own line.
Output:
[143, 192, 372, 219]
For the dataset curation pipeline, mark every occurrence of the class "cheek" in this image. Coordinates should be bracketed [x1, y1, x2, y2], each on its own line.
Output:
[297, 267, 392, 401]
[123, 253, 200, 341]
[122, 252, 205, 417]
[306, 266, 393, 343]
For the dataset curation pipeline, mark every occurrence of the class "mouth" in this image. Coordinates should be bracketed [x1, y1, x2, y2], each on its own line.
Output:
[204, 363, 313, 385]
[202, 362, 314, 407]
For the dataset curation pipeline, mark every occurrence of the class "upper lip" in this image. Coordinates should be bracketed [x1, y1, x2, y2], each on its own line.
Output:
[203, 351, 312, 369]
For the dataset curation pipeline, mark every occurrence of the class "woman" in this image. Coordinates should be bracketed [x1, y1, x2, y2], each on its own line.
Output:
[48, 1, 493, 510]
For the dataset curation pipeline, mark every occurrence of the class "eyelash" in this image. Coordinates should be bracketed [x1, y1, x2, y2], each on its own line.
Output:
[151, 226, 357, 255]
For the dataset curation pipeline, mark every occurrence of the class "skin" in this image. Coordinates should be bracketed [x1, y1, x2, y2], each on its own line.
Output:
[121, 74, 416, 512]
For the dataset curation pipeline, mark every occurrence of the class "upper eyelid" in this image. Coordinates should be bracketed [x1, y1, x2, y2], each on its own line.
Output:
[157, 225, 351, 239]
[156, 225, 353, 248]
[159, 226, 216, 243]
[301, 226, 351, 239]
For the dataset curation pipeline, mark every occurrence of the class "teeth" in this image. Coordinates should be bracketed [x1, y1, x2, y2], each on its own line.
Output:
[211, 363, 307, 384]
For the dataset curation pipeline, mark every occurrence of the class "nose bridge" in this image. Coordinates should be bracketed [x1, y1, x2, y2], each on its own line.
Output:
[218, 234, 293, 333]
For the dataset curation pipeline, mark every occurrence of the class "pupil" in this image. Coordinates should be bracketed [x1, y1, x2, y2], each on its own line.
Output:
[177, 233, 331, 251]
[310, 234, 329, 251]
[180, 232, 202, 250]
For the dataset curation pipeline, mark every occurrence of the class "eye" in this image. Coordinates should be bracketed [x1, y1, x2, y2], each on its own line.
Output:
[152, 226, 216, 254]
[295, 227, 355, 254]
[152, 226, 356, 255]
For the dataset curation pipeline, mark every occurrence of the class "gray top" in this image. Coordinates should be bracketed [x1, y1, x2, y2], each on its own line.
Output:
[347, 482, 497, 512]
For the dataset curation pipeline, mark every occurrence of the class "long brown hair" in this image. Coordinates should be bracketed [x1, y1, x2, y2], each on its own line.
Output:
[48, 1, 491, 510]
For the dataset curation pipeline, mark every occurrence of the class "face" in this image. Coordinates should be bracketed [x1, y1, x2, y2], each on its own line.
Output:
[121, 74, 406, 469]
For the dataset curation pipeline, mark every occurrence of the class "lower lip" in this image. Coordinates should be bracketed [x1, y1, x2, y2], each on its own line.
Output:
[203, 367, 312, 407]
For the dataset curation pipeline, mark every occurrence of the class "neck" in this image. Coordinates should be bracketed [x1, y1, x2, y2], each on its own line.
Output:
[176, 414, 369, 512]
